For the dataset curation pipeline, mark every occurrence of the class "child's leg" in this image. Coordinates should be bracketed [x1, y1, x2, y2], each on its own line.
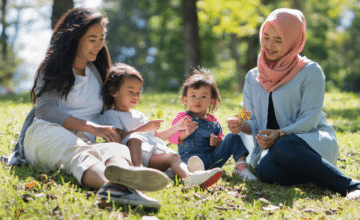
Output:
[149, 153, 223, 188]
[209, 133, 248, 168]
[148, 153, 190, 179]
[127, 138, 143, 166]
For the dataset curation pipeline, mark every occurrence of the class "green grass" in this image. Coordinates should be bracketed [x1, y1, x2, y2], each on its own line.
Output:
[1, 91, 360, 219]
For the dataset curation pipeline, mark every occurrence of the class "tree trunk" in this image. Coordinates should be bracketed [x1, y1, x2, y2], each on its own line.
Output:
[230, 34, 244, 92]
[182, 0, 201, 76]
[51, 0, 74, 29]
[292, 0, 302, 10]
[244, 34, 259, 75]
[0, 0, 8, 59]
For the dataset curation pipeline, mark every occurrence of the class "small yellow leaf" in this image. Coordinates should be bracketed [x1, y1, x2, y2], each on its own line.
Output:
[156, 110, 164, 119]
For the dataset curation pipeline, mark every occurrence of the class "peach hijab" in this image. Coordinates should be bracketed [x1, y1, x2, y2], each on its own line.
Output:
[257, 8, 310, 92]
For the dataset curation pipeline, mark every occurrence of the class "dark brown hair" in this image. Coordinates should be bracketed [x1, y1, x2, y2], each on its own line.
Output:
[102, 63, 143, 109]
[31, 7, 111, 104]
[181, 68, 221, 113]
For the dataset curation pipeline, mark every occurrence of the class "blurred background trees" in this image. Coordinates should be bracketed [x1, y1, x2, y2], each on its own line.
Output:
[1, 0, 360, 93]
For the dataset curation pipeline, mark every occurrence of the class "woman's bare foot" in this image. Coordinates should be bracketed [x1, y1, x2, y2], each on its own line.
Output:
[346, 189, 360, 201]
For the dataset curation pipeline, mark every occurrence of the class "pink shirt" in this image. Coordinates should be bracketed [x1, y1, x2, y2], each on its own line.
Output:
[168, 112, 225, 144]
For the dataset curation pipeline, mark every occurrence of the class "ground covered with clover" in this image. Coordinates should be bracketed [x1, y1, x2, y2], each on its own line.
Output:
[1, 91, 360, 219]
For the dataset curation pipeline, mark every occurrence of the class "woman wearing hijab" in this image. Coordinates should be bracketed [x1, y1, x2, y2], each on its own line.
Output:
[227, 8, 360, 200]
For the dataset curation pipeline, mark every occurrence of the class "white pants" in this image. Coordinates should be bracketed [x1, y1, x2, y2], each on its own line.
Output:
[123, 132, 176, 167]
[24, 119, 130, 184]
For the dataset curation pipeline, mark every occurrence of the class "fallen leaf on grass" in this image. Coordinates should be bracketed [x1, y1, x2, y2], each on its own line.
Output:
[86, 191, 94, 200]
[214, 206, 237, 211]
[302, 208, 318, 214]
[262, 205, 280, 211]
[141, 216, 160, 220]
[25, 181, 37, 189]
[46, 194, 57, 200]
[52, 206, 62, 217]
[324, 208, 338, 215]
[20, 194, 34, 203]
[37, 174, 47, 182]
[182, 195, 190, 201]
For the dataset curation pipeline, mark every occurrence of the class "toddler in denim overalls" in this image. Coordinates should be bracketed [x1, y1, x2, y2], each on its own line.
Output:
[169, 70, 258, 181]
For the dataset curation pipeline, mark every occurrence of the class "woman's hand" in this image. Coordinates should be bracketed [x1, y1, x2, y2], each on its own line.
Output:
[256, 129, 280, 150]
[227, 118, 243, 134]
[89, 124, 121, 143]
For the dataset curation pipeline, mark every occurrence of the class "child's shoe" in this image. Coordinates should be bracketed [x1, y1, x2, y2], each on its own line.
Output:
[234, 162, 258, 181]
[183, 168, 223, 188]
[187, 156, 205, 173]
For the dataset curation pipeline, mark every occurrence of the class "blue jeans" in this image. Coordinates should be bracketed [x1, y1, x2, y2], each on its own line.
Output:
[257, 134, 360, 196]
[180, 133, 249, 170]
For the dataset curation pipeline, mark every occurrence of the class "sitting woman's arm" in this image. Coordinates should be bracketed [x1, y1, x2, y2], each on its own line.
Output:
[34, 85, 120, 143]
[256, 64, 326, 150]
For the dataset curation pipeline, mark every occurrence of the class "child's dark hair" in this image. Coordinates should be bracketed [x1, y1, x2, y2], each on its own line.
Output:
[102, 63, 143, 109]
[181, 68, 221, 113]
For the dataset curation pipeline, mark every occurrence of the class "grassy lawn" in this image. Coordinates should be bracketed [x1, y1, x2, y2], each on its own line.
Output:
[0, 91, 359, 219]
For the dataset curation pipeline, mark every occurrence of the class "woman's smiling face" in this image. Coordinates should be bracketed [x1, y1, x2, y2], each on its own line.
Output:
[261, 24, 285, 61]
[75, 22, 106, 64]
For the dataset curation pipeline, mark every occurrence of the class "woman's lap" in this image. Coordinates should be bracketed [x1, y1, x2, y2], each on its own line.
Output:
[257, 134, 359, 195]
[24, 119, 130, 184]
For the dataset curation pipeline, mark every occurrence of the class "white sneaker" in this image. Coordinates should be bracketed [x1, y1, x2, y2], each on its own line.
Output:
[183, 168, 223, 188]
[105, 164, 171, 192]
[234, 163, 258, 181]
[187, 156, 205, 173]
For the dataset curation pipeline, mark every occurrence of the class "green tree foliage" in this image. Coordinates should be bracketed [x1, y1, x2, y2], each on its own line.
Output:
[102, 0, 358, 92]
[103, 0, 184, 92]
[0, 0, 23, 87]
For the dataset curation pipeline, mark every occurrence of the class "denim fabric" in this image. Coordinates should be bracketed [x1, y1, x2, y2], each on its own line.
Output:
[178, 111, 249, 170]
[257, 134, 360, 196]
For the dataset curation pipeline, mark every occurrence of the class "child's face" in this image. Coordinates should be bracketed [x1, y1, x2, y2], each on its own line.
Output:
[182, 86, 214, 116]
[112, 77, 142, 112]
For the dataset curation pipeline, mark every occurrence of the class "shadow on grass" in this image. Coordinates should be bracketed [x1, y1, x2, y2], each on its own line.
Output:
[8, 164, 163, 215]
[9, 164, 85, 190]
[241, 180, 338, 208]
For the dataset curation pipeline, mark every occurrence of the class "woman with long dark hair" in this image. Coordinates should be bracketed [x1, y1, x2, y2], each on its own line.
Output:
[2, 7, 169, 208]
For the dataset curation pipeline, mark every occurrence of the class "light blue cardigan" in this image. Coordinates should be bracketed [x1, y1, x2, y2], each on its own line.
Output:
[242, 61, 338, 167]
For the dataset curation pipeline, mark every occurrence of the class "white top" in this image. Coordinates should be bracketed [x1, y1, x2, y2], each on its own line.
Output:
[242, 61, 338, 167]
[58, 65, 103, 141]
[102, 109, 161, 147]
[102, 110, 148, 132]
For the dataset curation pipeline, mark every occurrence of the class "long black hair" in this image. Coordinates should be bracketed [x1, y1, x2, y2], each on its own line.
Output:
[31, 7, 111, 104]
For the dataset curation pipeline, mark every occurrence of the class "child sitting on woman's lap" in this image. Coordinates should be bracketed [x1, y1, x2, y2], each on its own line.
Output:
[101, 63, 223, 188]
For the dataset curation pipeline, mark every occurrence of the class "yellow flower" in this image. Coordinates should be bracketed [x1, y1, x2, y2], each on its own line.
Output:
[235, 108, 251, 122]
[156, 110, 164, 119]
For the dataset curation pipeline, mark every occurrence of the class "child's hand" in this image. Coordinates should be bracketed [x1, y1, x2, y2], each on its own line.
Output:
[143, 120, 164, 131]
[227, 118, 243, 134]
[183, 120, 198, 136]
[210, 133, 220, 147]
[174, 117, 191, 131]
